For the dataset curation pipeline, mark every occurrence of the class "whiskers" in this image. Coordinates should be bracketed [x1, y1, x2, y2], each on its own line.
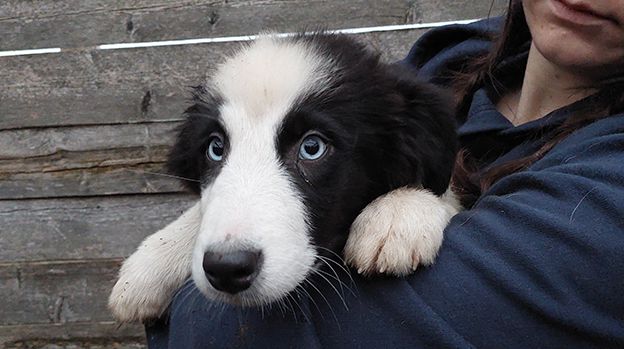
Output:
[123, 168, 201, 183]
[167, 249, 357, 327]
[271, 249, 356, 327]
[315, 246, 356, 289]
[174, 279, 238, 321]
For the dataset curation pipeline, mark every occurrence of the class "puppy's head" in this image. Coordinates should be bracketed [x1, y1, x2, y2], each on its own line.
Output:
[167, 33, 457, 306]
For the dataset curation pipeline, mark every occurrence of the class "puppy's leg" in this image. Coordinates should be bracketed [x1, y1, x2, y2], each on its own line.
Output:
[344, 187, 459, 276]
[109, 201, 201, 323]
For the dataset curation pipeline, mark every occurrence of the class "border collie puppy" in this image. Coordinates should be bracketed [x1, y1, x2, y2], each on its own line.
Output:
[109, 32, 460, 323]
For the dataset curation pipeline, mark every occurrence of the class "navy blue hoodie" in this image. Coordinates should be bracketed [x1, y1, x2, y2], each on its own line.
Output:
[146, 18, 624, 348]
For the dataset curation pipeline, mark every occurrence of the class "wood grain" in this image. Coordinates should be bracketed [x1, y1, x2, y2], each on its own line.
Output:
[0, 162, 185, 199]
[0, 259, 126, 326]
[0, 320, 144, 347]
[0, 122, 184, 199]
[0, 0, 507, 51]
[0, 194, 196, 262]
[0, 122, 176, 160]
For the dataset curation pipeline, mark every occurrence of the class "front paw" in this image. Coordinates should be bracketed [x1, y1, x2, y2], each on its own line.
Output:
[109, 202, 200, 323]
[344, 188, 459, 276]
[109, 252, 182, 323]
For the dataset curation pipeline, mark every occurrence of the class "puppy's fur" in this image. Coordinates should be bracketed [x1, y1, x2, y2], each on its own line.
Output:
[109, 33, 459, 322]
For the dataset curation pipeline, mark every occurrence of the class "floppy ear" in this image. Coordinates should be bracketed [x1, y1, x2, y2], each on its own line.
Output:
[383, 63, 458, 196]
[166, 111, 204, 195]
[167, 86, 224, 195]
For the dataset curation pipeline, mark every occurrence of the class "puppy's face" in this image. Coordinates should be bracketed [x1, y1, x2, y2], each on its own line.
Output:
[168, 34, 456, 306]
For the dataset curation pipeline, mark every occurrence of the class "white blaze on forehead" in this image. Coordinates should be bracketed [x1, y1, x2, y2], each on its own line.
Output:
[212, 35, 332, 121]
[192, 35, 328, 305]
[193, 121, 317, 304]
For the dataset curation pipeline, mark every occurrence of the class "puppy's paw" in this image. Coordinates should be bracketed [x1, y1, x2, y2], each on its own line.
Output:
[109, 203, 200, 323]
[109, 250, 183, 323]
[344, 187, 459, 276]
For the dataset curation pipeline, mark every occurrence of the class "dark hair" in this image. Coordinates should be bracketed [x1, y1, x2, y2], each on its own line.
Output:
[451, 0, 624, 208]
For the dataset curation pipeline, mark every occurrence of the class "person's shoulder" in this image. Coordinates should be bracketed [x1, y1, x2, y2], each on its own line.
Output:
[401, 17, 504, 84]
[531, 113, 624, 180]
[571, 112, 624, 140]
[544, 113, 624, 162]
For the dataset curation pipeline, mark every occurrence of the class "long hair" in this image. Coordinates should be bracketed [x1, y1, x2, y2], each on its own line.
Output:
[451, 0, 624, 208]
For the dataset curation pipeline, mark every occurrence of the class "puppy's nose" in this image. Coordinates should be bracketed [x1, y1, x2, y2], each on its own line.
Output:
[202, 249, 262, 294]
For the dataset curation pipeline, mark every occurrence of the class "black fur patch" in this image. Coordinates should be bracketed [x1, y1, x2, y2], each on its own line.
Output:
[275, 33, 457, 257]
[166, 87, 225, 194]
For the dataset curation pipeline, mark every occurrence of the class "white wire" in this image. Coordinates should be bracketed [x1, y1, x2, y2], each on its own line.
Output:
[0, 18, 481, 57]
[0, 47, 62, 57]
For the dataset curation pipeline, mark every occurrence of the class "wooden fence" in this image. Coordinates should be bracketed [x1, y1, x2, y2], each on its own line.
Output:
[0, 1, 505, 347]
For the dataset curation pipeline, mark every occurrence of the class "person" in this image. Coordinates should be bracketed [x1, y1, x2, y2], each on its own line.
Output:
[146, 1, 624, 347]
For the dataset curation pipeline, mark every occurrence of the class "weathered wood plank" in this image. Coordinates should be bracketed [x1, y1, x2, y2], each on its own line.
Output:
[0, 194, 196, 262]
[0, 122, 177, 160]
[0, 47, 196, 130]
[0, 259, 160, 339]
[0, 0, 507, 51]
[0, 122, 186, 199]
[0, 259, 126, 326]
[0, 162, 185, 199]
[0, 29, 431, 131]
[4, 340, 144, 349]
[0, 321, 144, 347]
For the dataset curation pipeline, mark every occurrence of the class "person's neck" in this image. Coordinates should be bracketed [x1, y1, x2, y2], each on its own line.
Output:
[496, 42, 597, 126]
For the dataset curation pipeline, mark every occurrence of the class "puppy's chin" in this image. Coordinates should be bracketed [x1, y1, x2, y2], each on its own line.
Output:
[190, 244, 315, 307]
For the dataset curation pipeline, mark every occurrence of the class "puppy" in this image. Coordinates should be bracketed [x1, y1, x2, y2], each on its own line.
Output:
[109, 32, 460, 323]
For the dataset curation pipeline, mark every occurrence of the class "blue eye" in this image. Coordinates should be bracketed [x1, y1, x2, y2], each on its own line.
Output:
[299, 135, 327, 161]
[206, 136, 224, 161]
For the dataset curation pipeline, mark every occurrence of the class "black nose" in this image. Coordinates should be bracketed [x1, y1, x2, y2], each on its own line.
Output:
[202, 249, 262, 294]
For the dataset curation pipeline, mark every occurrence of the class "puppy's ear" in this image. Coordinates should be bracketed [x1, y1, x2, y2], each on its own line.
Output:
[167, 86, 223, 195]
[383, 63, 458, 195]
[166, 110, 205, 195]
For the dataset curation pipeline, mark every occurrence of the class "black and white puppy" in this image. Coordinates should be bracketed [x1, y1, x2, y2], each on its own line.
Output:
[109, 32, 460, 322]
